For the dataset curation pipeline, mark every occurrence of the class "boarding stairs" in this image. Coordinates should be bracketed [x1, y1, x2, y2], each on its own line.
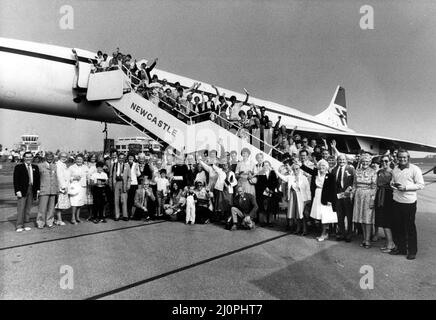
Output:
[80, 63, 285, 169]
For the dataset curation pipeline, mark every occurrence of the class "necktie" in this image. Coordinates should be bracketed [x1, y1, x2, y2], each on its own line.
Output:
[112, 162, 116, 177]
[27, 165, 33, 185]
[337, 167, 344, 189]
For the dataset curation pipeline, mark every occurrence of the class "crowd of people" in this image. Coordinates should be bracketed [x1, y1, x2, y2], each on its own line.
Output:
[89, 48, 277, 143]
[9, 48, 426, 261]
[13, 137, 424, 261]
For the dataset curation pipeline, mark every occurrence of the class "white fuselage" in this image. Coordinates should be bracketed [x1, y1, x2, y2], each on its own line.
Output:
[0, 37, 350, 133]
[0, 37, 120, 123]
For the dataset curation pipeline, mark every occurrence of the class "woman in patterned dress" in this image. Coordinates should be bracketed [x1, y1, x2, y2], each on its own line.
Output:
[235, 148, 256, 197]
[54, 151, 70, 226]
[352, 153, 377, 249]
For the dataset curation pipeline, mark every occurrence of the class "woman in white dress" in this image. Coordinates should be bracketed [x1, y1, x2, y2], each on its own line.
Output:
[68, 154, 89, 224]
[235, 148, 256, 197]
[54, 152, 70, 226]
[275, 160, 311, 235]
[301, 159, 337, 241]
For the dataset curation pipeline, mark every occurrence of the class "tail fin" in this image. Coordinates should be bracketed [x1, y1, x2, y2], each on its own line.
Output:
[315, 86, 348, 129]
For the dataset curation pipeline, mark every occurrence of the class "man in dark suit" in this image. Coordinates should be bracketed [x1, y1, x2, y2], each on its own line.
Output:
[230, 186, 258, 231]
[109, 153, 131, 221]
[13, 151, 40, 232]
[255, 161, 279, 226]
[331, 154, 355, 242]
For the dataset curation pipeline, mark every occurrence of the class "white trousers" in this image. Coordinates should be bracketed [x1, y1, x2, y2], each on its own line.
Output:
[186, 201, 196, 224]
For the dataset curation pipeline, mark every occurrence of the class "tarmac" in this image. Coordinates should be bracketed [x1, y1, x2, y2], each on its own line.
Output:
[1, 163, 435, 300]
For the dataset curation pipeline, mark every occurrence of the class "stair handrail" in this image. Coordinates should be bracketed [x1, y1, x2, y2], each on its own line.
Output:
[190, 111, 285, 157]
[121, 65, 202, 116]
[119, 64, 285, 157]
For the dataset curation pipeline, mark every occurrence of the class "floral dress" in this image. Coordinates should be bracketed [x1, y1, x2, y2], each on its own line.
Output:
[86, 163, 97, 205]
[55, 161, 71, 210]
[352, 167, 377, 224]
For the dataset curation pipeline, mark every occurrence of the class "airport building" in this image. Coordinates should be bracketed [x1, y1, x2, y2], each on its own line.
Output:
[115, 136, 163, 155]
[14, 134, 41, 155]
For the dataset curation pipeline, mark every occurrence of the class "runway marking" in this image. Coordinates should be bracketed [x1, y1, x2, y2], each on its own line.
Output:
[0, 212, 75, 224]
[0, 220, 167, 251]
[85, 231, 292, 300]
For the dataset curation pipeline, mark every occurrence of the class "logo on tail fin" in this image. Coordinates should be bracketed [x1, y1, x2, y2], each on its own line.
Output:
[315, 86, 349, 129]
[335, 107, 347, 127]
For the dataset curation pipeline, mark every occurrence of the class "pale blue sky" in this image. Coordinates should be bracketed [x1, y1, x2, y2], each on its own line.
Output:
[1, 0, 435, 155]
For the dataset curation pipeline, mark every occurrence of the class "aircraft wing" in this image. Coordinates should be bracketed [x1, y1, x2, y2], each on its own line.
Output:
[152, 69, 436, 153]
[289, 125, 436, 154]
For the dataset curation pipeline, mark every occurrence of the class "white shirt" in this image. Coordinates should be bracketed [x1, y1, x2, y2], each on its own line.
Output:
[129, 162, 138, 185]
[212, 165, 237, 193]
[194, 171, 207, 186]
[305, 146, 314, 154]
[26, 164, 33, 185]
[392, 164, 424, 204]
[91, 172, 108, 183]
[100, 59, 110, 69]
[116, 162, 126, 177]
[186, 193, 196, 205]
[228, 102, 243, 121]
[289, 143, 299, 156]
[155, 177, 170, 193]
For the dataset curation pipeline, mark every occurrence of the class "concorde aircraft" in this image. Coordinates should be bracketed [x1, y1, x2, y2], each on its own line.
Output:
[1, 36, 436, 157]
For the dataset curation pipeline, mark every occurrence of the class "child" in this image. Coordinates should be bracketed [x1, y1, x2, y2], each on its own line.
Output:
[154, 169, 170, 217]
[185, 186, 197, 224]
[90, 161, 108, 223]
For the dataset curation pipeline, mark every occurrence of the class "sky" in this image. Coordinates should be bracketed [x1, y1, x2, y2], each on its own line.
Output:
[1, 0, 436, 156]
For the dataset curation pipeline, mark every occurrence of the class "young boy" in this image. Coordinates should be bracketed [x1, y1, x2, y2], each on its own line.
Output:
[154, 169, 170, 217]
[185, 186, 197, 224]
[91, 161, 108, 223]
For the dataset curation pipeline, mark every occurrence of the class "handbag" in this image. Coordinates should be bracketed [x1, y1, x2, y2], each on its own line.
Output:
[68, 181, 79, 196]
[55, 192, 71, 210]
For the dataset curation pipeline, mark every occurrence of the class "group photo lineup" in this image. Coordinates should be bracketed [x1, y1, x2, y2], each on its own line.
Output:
[1, 0, 436, 306]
